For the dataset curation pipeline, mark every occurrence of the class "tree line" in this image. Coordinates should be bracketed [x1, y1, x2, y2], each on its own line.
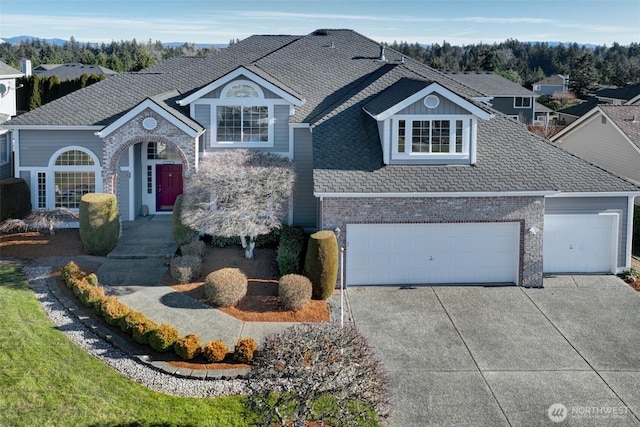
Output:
[0, 36, 219, 73]
[387, 39, 640, 95]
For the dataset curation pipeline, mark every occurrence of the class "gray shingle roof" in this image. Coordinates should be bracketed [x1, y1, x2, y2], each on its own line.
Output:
[0, 60, 22, 77]
[600, 105, 640, 149]
[33, 63, 117, 80]
[558, 96, 599, 118]
[444, 71, 534, 97]
[7, 29, 639, 195]
[596, 82, 640, 102]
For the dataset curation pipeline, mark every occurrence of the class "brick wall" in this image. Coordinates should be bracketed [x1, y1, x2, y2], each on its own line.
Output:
[101, 110, 197, 193]
[321, 196, 545, 287]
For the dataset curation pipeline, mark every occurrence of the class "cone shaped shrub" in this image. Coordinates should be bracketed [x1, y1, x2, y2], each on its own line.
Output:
[174, 334, 202, 360]
[79, 193, 120, 256]
[303, 230, 338, 300]
[204, 268, 248, 307]
[203, 340, 228, 363]
[278, 274, 312, 310]
[149, 324, 179, 352]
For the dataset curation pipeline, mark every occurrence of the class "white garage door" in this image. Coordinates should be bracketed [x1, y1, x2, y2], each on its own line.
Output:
[346, 222, 520, 286]
[543, 214, 618, 273]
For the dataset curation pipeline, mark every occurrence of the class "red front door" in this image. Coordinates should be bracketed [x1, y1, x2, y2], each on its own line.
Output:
[156, 164, 183, 211]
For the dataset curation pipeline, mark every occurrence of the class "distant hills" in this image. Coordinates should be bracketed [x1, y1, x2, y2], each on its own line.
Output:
[0, 35, 226, 49]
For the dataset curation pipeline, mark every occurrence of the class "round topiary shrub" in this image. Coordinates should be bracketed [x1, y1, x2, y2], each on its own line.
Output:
[203, 340, 229, 363]
[278, 274, 312, 310]
[132, 319, 157, 345]
[233, 337, 258, 363]
[204, 268, 248, 307]
[303, 230, 339, 300]
[180, 239, 206, 258]
[79, 193, 120, 256]
[148, 324, 179, 352]
[170, 255, 202, 283]
[118, 310, 147, 333]
[174, 334, 202, 360]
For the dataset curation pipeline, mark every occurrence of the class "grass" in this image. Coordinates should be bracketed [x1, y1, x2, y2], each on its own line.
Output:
[0, 265, 252, 427]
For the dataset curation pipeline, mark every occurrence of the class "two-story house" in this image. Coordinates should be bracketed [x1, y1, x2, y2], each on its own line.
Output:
[5, 30, 639, 287]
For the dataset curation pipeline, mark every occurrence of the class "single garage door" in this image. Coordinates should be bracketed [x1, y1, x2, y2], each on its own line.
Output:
[346, 222, 520, 286]
[543, 214, 618, 273]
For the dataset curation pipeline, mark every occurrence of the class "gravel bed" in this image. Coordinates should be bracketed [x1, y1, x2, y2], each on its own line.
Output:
[22, 265, 251, 398]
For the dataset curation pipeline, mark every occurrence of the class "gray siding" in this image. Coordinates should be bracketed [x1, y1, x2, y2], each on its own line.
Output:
[545, 196, 629, 267]
[194, 104, 211, 148]
[491, 97, 534, 123]
[398, 95, 469, 115]
[18, 130, 103, 167]
[558, 116, 640, 185]
[292, 127, 317, 228]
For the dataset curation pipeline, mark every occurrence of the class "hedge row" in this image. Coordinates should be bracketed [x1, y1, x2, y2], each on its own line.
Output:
[59, 261, 257, 363]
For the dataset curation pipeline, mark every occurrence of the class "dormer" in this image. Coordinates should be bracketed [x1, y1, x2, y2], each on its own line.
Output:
[363, 79, 492, 165]
[177, 66, 304, 149]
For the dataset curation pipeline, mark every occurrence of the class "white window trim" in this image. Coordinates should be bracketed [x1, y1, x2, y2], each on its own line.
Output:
[47, 146, 103, 211]
[514, 97, 532, 109]
[391, 114, 473, 159]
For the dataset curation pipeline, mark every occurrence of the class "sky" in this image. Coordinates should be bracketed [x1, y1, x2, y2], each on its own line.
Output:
[0, 0, 639, 47]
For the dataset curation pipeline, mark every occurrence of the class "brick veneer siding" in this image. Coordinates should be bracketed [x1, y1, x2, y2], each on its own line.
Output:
[321, 196, 545, 288]
[101, 110, 197, 194]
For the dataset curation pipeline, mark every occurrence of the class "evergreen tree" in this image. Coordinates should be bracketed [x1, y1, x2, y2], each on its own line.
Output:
[28, 74, 42, 111]
[569, 52, 598, 98]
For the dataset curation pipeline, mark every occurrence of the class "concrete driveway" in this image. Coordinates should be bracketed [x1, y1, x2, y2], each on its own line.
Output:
[346, 275, 640, 426]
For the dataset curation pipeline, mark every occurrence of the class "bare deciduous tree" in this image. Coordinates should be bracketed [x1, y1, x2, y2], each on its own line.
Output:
[181, 150, 295, 259]
[246, 323, 390, 427]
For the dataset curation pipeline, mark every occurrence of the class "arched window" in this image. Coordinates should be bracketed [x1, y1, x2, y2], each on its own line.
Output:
[215, 80, 271, 145]
[51, 148, 100, 209]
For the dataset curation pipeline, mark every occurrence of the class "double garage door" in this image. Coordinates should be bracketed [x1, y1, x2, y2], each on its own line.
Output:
[346, 222, 520, 286]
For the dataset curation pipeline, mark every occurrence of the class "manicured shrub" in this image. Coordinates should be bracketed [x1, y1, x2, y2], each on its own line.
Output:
[204, 268, 248, 307]
[118, 310, 147, 333]
[71, 277, 91, 297]
[85, 273, 99, 286]
[276, 225, 308, 275]
[172, 194, 198, 246]
[78, 285, 106, 308]
[233, 337, 258, 363]
[99, 296, 130, 326]
[148, 324, 179, 352]
[79, 193, 120, 256]
[303, 230, 339, 300]
[174, 334, 202, 360]
[60, 261, 81, 283]
[278, 274, 312, 311]
[132, 319, 157, 345]
[203, 340, 229, 363]
[0, 178, 32, 222]
[205, 234, 240, 248]
[179, 239, 206, 258]
[170, 255, 202, 283]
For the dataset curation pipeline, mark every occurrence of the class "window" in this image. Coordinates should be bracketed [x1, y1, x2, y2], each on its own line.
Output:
[395, 118, 466, 155]
[211, 80, 273, 146]
[514, 97, 532, 108]
[52, 149, 99, 209]
[147, 142, 180, 160]
[37, 172, 46, 209]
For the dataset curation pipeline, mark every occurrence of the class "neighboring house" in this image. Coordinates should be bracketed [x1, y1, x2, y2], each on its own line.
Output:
[0, 60, 24, 179]
[594, 82, 640, 106]
[534, 102, 553, 124]
[5, 30, 639, 287]
[444, 71, 537, 123]
[33, 63, 117, 80]
[532, 74, 569, 96]
[552, 105, 640, 187]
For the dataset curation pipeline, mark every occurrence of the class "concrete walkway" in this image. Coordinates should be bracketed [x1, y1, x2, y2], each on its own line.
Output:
[346, 276, 640, 426]
[95, 215, 314, 348]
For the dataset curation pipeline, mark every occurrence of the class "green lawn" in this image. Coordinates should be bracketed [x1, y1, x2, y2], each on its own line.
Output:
[0, 265, 251, 427]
